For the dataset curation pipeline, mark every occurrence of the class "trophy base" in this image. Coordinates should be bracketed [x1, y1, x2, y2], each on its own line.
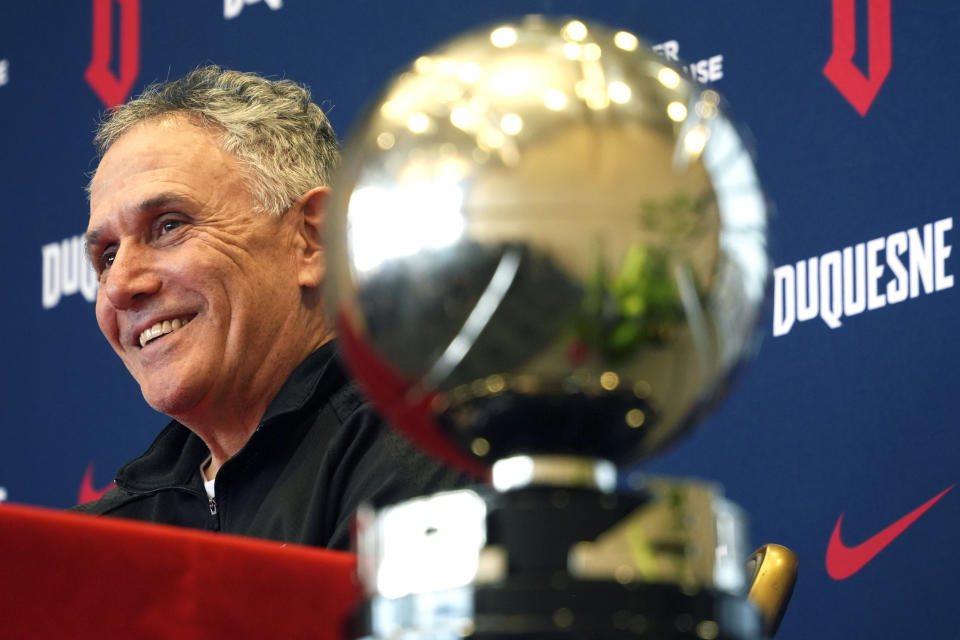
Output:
[352, 458, 767, 640]
[355, 581, 763, 639]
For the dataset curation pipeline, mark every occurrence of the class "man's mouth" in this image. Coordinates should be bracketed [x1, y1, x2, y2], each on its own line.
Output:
[139, 317, 193, 348]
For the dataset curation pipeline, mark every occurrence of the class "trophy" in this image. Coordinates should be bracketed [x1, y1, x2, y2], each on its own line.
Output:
[327, 16, 797, 639]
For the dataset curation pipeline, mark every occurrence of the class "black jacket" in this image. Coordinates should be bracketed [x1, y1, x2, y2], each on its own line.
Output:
[74, 341, 468, 550]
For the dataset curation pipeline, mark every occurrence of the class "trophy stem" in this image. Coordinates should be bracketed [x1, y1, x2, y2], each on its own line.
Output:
[491, 454, 617, 493]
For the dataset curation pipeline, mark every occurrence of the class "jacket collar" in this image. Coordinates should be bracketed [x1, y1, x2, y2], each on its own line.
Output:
[259, 340, 340, 423]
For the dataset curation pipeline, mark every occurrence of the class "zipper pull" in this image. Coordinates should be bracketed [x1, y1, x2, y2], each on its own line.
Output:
[209, 497, 218, 515]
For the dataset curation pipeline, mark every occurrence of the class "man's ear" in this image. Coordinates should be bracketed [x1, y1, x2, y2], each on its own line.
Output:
[291, 186, 330, 289]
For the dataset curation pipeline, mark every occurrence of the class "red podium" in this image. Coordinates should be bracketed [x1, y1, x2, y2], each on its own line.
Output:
[0, 504, 360, 639]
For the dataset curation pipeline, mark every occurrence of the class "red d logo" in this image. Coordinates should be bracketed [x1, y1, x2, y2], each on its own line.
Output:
[823, 0, 892, 116]
[85, 0, 140, 108]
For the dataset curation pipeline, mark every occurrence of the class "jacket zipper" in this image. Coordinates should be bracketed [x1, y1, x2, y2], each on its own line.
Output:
[107, 486, 221, 531]
[207, 495, 221, 531]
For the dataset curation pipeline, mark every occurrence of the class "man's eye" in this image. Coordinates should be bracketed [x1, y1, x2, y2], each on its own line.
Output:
[159, 219, 183, 234]
[100, 250, 116, 272]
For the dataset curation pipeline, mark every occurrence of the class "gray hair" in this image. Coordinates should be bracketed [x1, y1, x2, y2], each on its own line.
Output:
[91, 65, 340, 216]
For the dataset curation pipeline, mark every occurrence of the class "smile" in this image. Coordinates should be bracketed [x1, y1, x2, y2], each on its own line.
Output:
[139, 317, 192, 348]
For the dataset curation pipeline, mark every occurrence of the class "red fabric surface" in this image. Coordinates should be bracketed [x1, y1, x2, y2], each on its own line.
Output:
[0, 503, 361, 639]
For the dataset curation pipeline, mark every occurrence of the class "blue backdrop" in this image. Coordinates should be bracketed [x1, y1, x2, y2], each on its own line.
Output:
[1, 2, 957, 638]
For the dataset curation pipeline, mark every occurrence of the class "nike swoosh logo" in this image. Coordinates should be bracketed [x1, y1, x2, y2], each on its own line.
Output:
[78, 463, 116, 504]
[826, 485, 953, 580]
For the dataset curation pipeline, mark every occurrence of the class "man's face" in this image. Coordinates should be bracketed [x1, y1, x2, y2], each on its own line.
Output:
[87, 117, 307, 418]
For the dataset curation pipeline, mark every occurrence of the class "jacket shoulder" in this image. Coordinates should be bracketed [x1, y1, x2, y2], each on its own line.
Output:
[72, 486, 141, 515]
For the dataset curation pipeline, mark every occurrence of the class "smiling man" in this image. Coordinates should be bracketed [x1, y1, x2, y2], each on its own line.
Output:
[75, 66, 464, 548]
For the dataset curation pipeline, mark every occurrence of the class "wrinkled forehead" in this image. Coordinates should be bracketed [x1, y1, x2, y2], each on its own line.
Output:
[93, 118, 233, 198]
[98, 111, 217, 159]
[86, 118, 252, 251]
[91, 114, 223, 193]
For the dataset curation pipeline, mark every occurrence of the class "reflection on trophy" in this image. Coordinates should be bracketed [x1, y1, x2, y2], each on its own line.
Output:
[327, 16, 797, 639]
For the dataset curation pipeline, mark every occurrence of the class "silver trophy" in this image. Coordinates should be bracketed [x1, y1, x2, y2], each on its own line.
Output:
[327, 16, 796, 639]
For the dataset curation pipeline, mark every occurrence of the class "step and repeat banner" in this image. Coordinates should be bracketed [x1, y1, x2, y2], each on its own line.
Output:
[1, 1, 957, 638]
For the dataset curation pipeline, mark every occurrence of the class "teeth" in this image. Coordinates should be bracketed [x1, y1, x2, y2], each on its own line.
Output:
[139, 317, 191, 348]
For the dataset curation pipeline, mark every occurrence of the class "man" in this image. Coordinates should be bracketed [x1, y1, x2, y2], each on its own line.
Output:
[75, 66, 465, 549]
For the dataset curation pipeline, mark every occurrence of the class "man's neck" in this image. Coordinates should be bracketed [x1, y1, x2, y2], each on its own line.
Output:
[181, 330, 335, 481]
[200, 427, 258, 480]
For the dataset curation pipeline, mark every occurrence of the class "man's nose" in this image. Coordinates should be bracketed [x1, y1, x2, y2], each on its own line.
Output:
[102, 243, 162, 308]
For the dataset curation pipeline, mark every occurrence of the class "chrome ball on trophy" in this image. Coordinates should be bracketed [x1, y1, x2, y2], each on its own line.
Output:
[327, 16, 796, 640]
